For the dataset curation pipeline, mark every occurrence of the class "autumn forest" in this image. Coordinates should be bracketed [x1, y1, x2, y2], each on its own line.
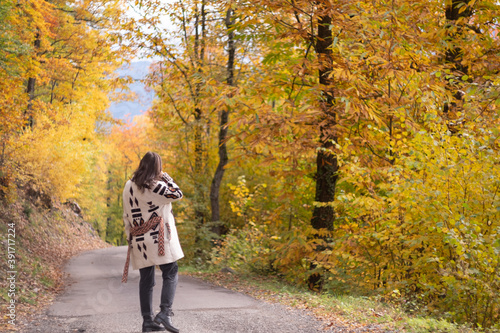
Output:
[1, 0, 499, 328]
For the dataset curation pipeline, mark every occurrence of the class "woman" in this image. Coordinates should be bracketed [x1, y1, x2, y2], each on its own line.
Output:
[122, 151, 184, 333]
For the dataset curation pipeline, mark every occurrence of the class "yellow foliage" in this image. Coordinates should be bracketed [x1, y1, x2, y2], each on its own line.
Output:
[12, 101, 101, 199]
[228, 175, 268, 224]
[317, 121, 500, 326]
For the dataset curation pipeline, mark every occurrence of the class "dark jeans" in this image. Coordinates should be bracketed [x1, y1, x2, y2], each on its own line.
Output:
[139, 261, 178, 317]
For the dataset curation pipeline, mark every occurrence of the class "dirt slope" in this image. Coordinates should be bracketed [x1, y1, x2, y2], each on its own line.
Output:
[0, 191, 108, 332]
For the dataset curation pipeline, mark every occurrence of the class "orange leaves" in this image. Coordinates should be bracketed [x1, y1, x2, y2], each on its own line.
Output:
[109, 116, 153, 167]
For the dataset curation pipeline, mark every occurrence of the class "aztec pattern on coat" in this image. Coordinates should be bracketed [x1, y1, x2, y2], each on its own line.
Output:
[122, 174, 184, 270]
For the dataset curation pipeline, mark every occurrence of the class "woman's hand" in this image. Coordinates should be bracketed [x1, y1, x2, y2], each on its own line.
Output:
[161, 172, 173, 183]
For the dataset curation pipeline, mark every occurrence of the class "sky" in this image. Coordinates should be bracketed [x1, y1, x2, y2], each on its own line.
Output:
[108, 0, 177, 120]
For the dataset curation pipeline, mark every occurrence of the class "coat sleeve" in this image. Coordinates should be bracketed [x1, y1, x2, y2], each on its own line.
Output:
[147, 172, 183, 204]
[122, 181, 132, 239]
[123, 212, 131, 239]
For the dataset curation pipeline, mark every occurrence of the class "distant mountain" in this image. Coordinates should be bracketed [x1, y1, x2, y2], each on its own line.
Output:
[108, 60, 155, 121]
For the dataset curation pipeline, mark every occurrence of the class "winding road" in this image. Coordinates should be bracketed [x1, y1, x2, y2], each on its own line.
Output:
[26, 246, 330, 333]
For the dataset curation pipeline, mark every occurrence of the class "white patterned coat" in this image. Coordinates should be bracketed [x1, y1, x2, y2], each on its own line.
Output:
[122, 175, 184, 270]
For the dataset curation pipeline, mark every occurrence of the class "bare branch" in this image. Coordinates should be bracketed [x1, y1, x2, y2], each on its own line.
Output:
[164, 90, 189, 125]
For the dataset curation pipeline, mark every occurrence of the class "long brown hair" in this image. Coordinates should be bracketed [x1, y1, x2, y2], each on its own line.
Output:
[131, 152, 162, 191]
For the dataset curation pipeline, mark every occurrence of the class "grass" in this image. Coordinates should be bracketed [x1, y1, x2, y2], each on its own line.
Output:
[180, 265, 492, 333]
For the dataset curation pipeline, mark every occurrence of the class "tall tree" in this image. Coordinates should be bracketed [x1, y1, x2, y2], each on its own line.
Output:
[250, 1, 341, 232]
[210, 5, 236, 236]
[192, 0, 208, 225]
[209, 4, 236, 235]
[310, 6, 337, 231]
[132, 0, 238, 248]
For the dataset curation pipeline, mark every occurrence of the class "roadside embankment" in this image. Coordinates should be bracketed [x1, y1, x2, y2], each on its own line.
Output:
[0, 190, 108, 332]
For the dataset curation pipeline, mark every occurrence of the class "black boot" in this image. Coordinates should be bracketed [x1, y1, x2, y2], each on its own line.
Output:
[143, 315, 166, 332]
[154, 309, 179, 333]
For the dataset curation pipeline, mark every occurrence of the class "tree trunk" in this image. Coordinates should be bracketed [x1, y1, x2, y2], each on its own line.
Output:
[194, 106, 205, 226]
[209, 7, 235, 236]
[193, 0, 207, 226]
[311, 13, 337, 231]
[25, 33, 41, 128]
[308, 9, 337, 291]
[443, 0, 472, 133]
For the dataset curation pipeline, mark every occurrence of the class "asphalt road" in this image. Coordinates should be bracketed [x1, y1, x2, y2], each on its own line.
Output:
[25, 246, 330, 333]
